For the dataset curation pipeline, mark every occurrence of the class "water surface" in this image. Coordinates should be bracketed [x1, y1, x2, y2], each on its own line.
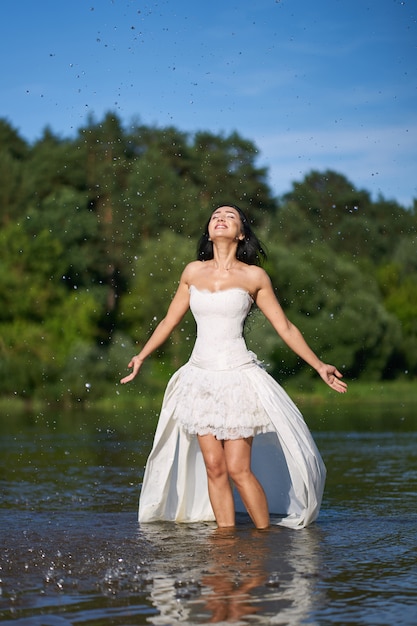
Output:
[1, 407, 416, 625]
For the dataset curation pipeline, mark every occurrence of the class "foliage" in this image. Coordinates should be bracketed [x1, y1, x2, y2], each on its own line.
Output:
[0, 113, 415, 406]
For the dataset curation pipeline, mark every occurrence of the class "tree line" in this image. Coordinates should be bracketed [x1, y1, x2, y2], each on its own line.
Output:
[0, 112, 416, 408]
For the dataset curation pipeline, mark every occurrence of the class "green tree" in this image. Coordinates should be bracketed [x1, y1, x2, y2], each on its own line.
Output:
[0, 222, 100, 399]
[281, 169, 416, 265]
[0, 120, 30, 224]
[118, 230, 195, 392]
[192, 130, 277, 224]
[260, 243, 402, 381]
[283, 169, 371, 237]
[76, 113, 134, 331]
[27, 127, 86, 201]
[1, 111, 416, 406]
[377, 238, 417, 376]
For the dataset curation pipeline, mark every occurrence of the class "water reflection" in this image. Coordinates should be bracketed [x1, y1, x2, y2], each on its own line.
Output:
[199, 528, 267, 623]
[140, 521, 323, 624]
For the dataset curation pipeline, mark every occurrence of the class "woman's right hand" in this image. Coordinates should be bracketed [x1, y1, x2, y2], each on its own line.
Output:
[120, 355, 144, 384]
[317, 363, 348, 393]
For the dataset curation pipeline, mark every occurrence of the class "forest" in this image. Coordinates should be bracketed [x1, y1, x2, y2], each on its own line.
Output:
[0, 112, 416, 409]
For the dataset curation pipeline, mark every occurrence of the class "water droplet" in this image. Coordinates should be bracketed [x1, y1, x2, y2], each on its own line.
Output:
[265, 573, 280, 587]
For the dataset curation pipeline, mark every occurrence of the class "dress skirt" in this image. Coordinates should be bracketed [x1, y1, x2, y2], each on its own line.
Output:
[138, 359, 326, 530]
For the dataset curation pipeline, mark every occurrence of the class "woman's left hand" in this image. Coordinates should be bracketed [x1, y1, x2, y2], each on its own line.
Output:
[318, 364, 348, 393]
[120, 355, 144, 384]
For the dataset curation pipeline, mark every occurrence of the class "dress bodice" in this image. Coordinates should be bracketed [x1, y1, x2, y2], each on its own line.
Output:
[189, 286, 254, 370]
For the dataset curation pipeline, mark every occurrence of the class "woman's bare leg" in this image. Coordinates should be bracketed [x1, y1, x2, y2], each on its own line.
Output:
[198, 434, 269, 529]
[224, 438, 270, 529]
[197, 434, 235, 527]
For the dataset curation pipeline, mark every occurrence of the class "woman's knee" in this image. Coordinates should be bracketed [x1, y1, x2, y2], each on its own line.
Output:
[223, 438, 252, 482]
[205, 455, 228, 480]
[226, 462, 251, 485]
[198, 435, 228, 480]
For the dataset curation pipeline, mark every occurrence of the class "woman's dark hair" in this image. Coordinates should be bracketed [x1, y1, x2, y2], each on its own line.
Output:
[197, 204, 267, 266]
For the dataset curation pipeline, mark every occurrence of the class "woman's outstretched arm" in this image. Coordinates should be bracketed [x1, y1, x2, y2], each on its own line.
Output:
[120, 270, 191, 384]
[255, 270, 347, 394]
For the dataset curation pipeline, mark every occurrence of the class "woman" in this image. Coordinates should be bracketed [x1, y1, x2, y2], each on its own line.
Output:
[121, 205, 347, 529]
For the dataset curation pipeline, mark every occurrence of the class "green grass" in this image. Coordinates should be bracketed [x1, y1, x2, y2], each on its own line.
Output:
[285, 379, 417, 405]
[1, 379, 415, 426]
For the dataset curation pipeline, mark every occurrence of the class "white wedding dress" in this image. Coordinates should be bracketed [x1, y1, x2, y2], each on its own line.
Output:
[139, 286, 326, 529]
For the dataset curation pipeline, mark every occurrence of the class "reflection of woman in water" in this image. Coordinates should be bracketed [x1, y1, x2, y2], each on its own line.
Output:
[121, 205, 347, 529]
[201, 529, 266, 623]
[140, 522, 322, 624]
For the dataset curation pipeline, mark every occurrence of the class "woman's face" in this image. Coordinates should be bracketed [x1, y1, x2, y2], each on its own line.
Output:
[208, 206, 244, 241]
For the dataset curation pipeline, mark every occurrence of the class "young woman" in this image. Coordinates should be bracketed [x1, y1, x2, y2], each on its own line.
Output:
[121, 205, 347, 529]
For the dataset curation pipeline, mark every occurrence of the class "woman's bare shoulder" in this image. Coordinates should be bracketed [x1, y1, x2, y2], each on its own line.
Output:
[244, 264, 271, 289]
[181, 260, 205, 283]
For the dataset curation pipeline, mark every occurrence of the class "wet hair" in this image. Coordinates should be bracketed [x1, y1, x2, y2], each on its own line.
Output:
[197, 204, 267, 266]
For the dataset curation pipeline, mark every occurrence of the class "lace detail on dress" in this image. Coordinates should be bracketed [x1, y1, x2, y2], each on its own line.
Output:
[172, 364, 274, 440]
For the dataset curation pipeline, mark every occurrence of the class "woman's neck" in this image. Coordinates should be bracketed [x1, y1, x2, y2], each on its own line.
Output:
[211, 242, 238, 271]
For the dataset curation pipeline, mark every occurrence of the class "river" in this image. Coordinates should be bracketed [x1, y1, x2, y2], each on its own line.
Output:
[1, 404, 416, 625]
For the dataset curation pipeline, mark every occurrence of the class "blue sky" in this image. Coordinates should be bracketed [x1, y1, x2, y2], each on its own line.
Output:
[2, 0, 416, 207]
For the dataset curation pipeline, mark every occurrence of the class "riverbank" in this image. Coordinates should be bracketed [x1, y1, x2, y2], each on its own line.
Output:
[1, 379, 416, 428]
